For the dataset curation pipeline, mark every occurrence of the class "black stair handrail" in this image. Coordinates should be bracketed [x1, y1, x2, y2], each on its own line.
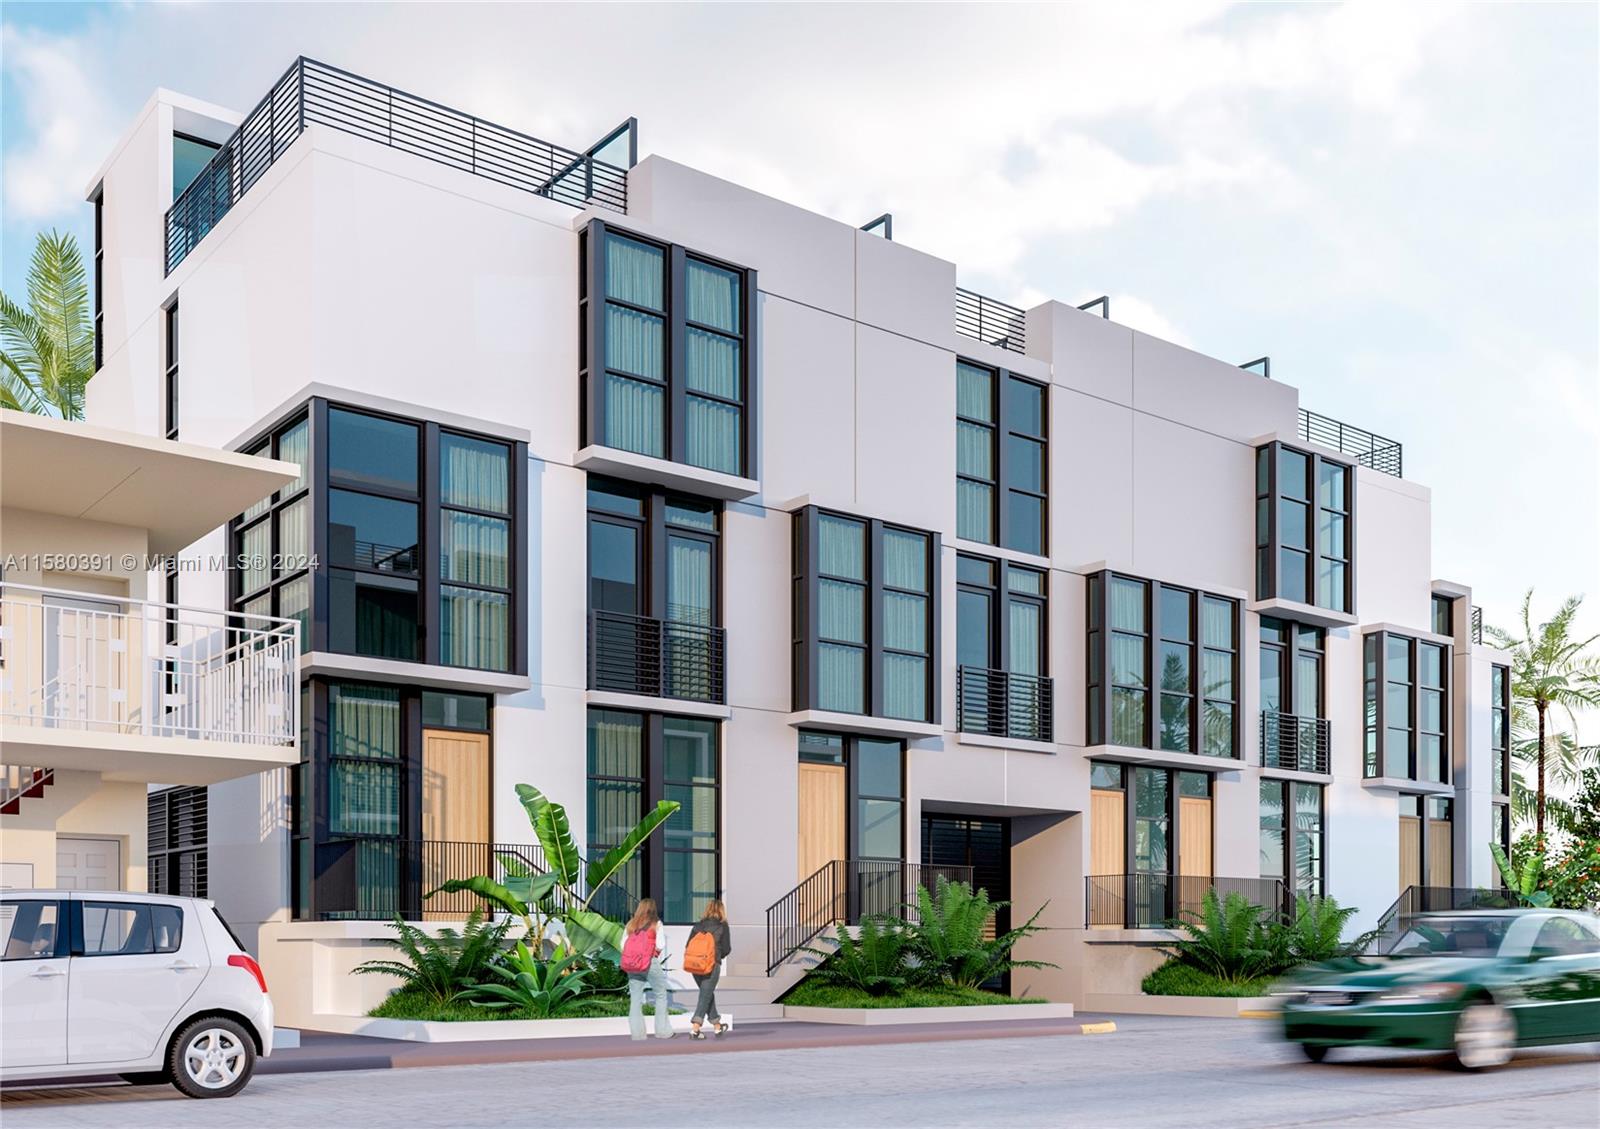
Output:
[1366, 885, 1519, 953]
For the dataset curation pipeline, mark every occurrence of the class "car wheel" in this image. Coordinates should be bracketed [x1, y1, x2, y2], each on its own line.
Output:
[1452, 1001, 1515, 1071]
[167, 1016, 256, 1099]
[1300, 1043, 1330, 1063]
[118, 1071, 169, 1086]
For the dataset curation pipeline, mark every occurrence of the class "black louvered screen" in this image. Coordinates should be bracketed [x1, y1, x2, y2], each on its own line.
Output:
[147, 787, 209, 898]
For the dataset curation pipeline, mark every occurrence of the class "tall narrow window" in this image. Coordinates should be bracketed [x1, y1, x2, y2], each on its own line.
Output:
[1260, 779, 1324, 901]
[587, 708, 645, 922]
[582, 221, 756, 477]
[956, 558, 1051, 741]
[1256, 442, 1354, 614]
[793, 507, 939, 724]
[164, 301, 179, 440]
[92, 189, 104, 371]
[439, 432, 512, 671]
[1088, 571, 1240, 758]
[855, 737, 904, 861]
[1363, 630, 1451, 782]
[1431, 594, 1454, 638]
[955, 361, 1048, 554]
[232, 412, 311, 636]
[1260, 619, 1326, 771]
[1490, 664, 1510, 796]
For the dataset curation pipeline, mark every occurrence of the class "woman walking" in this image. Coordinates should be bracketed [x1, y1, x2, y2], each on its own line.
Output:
[684, 899, 732, 1039]
[621, 898, 673, 1041]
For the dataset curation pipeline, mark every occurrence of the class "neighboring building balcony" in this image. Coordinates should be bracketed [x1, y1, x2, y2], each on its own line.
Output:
[0, 582, 299, 784]
[587, 610, 727, 706]
[1259, 710, 1331, 775]
[1085, 873, 1292, 930]
[956, 666, 1053, 743]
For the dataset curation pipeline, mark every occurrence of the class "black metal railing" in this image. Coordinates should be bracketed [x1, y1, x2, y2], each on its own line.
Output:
[766, 859, 974, 974]
[1471, 605, 1484, 645]
[313, 838, 548, 921]
[1297, 408, 1403, 478]
[956, 287, 1026, 354]
[1085, 874, 1292, 929]
[957, 666, 1053, 742]
[588, 610, 727, 704]
[1260, 710, 1330, 774]
[1367, 885, 1518, 954]
[165, 57, 631, 274]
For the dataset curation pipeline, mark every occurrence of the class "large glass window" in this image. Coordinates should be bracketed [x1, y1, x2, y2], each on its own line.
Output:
[1364, 630, 1451, 782]
[1255, 443, 1353, 614]
[439, 433, 512, 671]
[955, 554, 1049, 740]
[585, 708, 720, 924]
[1088, 571, 1239, 758]
[793, 508, 938, 724]
[1491, 664, 1511, 796]
[1260, 779, 1324, 900]
[1260, 618, 1326, 770]
[587, 478, 723, 702]
[855, 738, 904, 860]
[232, 412, 311, 639]
[583, 222, 754, 477]
[327, 682, 402, 838]
[955, 360, 1047, 554]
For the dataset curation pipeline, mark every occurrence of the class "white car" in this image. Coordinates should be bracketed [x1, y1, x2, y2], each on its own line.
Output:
[0, 890, 274, 1098]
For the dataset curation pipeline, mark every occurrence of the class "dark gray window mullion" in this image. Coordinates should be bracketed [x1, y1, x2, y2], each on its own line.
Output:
[1345, 462, 1357, 613]
[512, 443, 529, 676]
[667, 244, 688, 463]
[868, 519, 885, 718]
[742, 267, 759, 478]
[928, 531, 942, 726]
[1122, 767, 1137, 926]
[994, 367, 1011, 550]
[1409, 637, 1420, 781]
[584, 219, 608, 451]
[1146, 578, 1161, 751]
[1269, 442, 1281, 601]
[310, 399, 330, 654]
[646, 712, 665, 904]
[421, 423, 441, 666]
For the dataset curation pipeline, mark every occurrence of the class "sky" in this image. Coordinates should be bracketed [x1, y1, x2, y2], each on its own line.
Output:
[2, 1, 1597, 651]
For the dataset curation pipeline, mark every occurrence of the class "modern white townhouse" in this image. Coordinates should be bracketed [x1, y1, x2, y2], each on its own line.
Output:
[68, 57, 1517, 1024]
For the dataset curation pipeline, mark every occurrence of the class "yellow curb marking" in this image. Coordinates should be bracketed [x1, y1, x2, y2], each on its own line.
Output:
[1238, 1010, 1277, 1019]
[1079, 1022, 1118, 1034]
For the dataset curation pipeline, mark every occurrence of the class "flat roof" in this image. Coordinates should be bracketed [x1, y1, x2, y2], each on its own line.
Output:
[1, 410, 298, 554]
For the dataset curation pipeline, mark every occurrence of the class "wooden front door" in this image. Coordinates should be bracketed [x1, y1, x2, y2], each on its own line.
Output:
[1177, 795, 1214, 921]
[1089, 789, 1124, 928]
[1400, 813, 1422, 892]
[797, 762, 845, 883]
[422, 729, 490, 917]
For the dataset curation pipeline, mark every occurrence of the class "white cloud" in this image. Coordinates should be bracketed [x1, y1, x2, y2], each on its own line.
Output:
[1, 25, 120, 221]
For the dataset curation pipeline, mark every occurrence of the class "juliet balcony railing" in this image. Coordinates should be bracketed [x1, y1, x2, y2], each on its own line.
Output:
[1086, 874, 1292, 930]
[957, 666, 1053, 742]
[588, 610, 727, 704]
[0, 582, 299, 746]
[1297, 408, 1403, 478]
[1259, 710, 1331, 774]
[313, 838, 551, 921]
[956, 287, 1026, 354]
[165, 57, 632, 274]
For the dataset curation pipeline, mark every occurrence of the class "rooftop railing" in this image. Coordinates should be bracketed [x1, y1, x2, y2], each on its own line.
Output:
[0, 582, 299, 746]
[956, 287, 1026, 354]
[165, 57, 633, 274]
[1297, 407, 1403, 478]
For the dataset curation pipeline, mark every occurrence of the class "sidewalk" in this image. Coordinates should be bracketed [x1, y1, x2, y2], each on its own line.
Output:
[258, 1014, 1116, 1075]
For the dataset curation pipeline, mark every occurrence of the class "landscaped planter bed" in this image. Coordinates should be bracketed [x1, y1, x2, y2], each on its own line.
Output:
[307, 1011, 706, 1042]
[783, 1002, 1076, 1025]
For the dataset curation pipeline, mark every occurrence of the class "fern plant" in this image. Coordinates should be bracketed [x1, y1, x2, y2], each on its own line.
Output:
[463, 944, 589, 1017]
[1286, 895, 1380, 963]
[906, 878, 1055, 989]
[1157, 890, 1282, 983]
[800, 915, 914, 996]
[352, 909, 512, 1004]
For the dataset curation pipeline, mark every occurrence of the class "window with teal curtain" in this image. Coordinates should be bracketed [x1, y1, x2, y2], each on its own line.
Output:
[956, 362, 996, 543]
[441, 434, 509, 514]
[881, 529, 930, 721]
[277, 417, 309, 498]
[328, 683, 401, 838]
[665, 535, 714, 699]
[816, 515, 867, 712]
[603, 234, 666, 457]
[662, 716, 719, 923]
[1200, 595, 1237, 758]
[438, 434, 512, 672]
[1110, 578, 1148, 747]
[684, 259, 744, 476]
[586, 709, 644, 922]
[1009, 601, 1041, 676]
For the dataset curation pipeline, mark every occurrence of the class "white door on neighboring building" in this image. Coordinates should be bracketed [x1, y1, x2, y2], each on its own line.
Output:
[0, 861, 35, 889]
[56, 838, 121, 891]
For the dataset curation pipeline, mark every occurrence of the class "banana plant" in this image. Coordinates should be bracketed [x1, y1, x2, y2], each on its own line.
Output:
[1490, 841, 1553, 908]
[430, 782, 678, 958]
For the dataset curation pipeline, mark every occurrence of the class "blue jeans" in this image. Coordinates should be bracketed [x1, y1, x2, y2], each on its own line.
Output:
[628, 958, 672, 1038]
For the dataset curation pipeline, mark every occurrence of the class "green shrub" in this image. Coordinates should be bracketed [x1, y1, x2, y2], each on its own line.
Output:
[802, 915, 916, 995]
[1141, 960, 1273, 998]
[462, 944, 589, 1018]
[1158, 890, 1282, 983]
[906, 878, 1056, 989]
[782, 980, 1046, 1009]
[352, 909, 511, 1005]
[1286, 895, 1379, 963]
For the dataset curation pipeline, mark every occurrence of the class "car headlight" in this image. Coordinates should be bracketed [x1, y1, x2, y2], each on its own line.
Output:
[1378, 982, 1466, 1003]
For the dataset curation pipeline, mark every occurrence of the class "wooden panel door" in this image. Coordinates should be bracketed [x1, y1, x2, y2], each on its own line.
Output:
[1426, 820, 1453, 888]
[797, 762, 845, 883]
[422, 730, 489, 917]
[1089, 790, 1124, 928]
[1399, 815, 1422, 892]
[1177, 796, 1214, 922]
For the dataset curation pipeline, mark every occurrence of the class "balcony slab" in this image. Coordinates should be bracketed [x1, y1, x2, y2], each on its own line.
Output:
[1248, 598, 1359, 630]
[301, 652, 530, 696]
[785, 710, 942, 742]
[1361, 776, 1454, 796]
[585, 690, 731, 719]
[573, 446, 759, 501]
[0, 723, 296, 786]
[1082, 745, 1246, 775]
[956, 731, 1057, 756]
[1258, 765, 1333, 784]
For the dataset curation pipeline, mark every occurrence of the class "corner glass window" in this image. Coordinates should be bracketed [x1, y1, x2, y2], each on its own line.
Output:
[1256, 442, 1352, 614]
[328, 408, 418, 493]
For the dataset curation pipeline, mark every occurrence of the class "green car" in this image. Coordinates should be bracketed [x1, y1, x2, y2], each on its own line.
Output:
[1279, 909, 1600, 1070]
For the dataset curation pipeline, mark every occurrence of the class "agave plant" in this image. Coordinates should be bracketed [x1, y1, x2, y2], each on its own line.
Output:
[463, 944, 589, 1017]
[1491, 841, 1554, 908]
[1157, 889, 1283, 983]
[431, 783, 678, 957]
[906, 878, 1054, 989]
[352, 908, 512, 1005]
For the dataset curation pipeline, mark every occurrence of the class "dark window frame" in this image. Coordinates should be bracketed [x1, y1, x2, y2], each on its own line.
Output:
[955, 359, 1048, 554]
[1255, 442, 1355, 614]
[1400, 793, 1455, 887]
[1431, 594, 1455, 638]
[1490, 663, 1511, 798]
[1363, 630, 1452, 782]
[956, 553, 1047, 674]
[1086, 570, 1240, 759]
[585, 477, 723, 624]
[580, 219, 759, 479]
[92, 188, 104, 372]
[1259, 617, 1326, 720]
[229, 407, 313, 646]
[791, 505, 941, 724]
[163, 299, 179, 440]
[1089, 759, 1213, 921]
[799, 729, 906, 862]
[1259, 777, 1325, 902]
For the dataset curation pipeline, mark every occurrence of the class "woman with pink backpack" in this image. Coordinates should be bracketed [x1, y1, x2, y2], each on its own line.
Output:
[621, 898, 673, 1040]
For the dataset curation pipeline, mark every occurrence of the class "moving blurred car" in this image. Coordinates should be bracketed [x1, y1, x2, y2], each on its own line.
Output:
[1277, 908, 1600, 1070]
[0, 891, 273, 1098]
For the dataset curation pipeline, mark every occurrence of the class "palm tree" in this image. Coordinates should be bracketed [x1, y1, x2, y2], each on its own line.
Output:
[1, 230, 94, 419]
[1486, 592, 1600, 841]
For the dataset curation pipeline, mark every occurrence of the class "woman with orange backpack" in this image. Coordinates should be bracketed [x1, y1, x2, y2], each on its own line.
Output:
[684, 899, 732, 1039]
[621, 899, 672, 1040]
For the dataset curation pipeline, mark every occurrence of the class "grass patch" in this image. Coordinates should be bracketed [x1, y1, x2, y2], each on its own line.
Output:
[1140, 960, 1273, 998]
[367, 990, 680, 1022]
[780, 980, 1046, 1010]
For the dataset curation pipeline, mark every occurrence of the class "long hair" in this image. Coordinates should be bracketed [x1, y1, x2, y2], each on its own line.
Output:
[702, 899, 727, 923]
[625, 898, 660, 936]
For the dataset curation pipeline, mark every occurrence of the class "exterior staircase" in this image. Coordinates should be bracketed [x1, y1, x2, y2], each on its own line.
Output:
[0, 766, 56, 816]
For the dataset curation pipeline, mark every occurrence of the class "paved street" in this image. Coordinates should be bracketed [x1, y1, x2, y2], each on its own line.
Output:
[4, 1015, 1597, 1128]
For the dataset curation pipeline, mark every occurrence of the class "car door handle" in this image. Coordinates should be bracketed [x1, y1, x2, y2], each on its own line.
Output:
[168, 960, 199, 972]
[28, 966, 65, 979]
